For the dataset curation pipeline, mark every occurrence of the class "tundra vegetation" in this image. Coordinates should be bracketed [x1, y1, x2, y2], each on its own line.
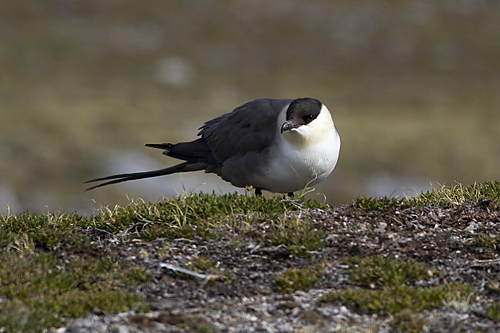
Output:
[1, 181, 500, 332]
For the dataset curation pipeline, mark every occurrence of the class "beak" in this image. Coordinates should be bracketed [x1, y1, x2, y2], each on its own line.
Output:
[281, 120, 299, 133]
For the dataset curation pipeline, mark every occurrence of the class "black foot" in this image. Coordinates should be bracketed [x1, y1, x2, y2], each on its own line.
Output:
[287, 192, 294, 197]
[255, 188, 262, 196]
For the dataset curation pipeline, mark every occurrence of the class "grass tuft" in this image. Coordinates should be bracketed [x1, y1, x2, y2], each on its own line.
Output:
[407, 181, 500, 208]
[355, 181, 500, 210]
[0, 193, 326, 250]
[90, 192, 326, 241]
[355, 196, 403, 211]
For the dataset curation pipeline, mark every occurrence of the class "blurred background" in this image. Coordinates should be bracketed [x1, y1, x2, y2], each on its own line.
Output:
[1, 0, 499, 215]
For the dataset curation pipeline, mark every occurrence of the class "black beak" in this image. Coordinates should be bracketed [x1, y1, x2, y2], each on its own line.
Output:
[281, 120, 299, 133]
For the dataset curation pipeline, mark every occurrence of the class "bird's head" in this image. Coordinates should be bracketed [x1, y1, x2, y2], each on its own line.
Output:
[279, 97, 335, 146]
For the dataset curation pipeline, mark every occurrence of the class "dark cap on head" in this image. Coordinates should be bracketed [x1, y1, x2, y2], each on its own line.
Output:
[281, 98, 322, 133]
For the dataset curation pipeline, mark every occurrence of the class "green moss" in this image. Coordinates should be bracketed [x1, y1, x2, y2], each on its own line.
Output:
[195, 323, 216, 333]
[486, 301, 500, 322]
[322, 282, 472, 314]
[120, 265, 154, 285]
[267, 217, 325, 256]
[275, 266, 321, 292]
[473, 233, 499, 251]
[0, 211, 91, 249]
[320, 256, 474, 329]
[195, 256, 216, 270]
[0, 251, 150, 331]
[392, 310, 426, 333]
[344, 256, 437, 288]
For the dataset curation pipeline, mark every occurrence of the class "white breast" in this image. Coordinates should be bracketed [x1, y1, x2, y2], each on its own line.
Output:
[259, 105, 341, 193]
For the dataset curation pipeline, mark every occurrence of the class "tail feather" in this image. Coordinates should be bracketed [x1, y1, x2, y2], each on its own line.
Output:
[147, 139, 215, 164]
[145, 143, 172, 150]
[84, 162, 204, 191]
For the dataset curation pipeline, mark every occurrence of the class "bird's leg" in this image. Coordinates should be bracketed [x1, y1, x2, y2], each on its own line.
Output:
[287, 192, 294, 197]
[255, 188, 262, 196]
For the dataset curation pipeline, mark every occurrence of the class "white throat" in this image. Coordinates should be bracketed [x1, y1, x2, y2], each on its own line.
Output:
[278, 104, 336, 147]
[255, 104, 341, 193]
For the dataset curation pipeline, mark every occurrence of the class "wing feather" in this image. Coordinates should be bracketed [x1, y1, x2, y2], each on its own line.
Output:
[198, 99, 292, 162]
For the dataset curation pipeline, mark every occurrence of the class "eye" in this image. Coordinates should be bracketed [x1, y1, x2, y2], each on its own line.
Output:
[304, 114, 314, 122]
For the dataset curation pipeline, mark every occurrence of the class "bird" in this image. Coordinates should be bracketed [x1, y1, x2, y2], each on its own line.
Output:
[84, 97, 341, 196]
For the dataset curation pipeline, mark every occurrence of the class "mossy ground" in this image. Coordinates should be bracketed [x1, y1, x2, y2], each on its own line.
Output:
[1, 182, 500, 332]
[320, 256, 473, 331]
[274, 265, 323, 293]
[0, 251, 151, 331]
[0, 193, 324, 331]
